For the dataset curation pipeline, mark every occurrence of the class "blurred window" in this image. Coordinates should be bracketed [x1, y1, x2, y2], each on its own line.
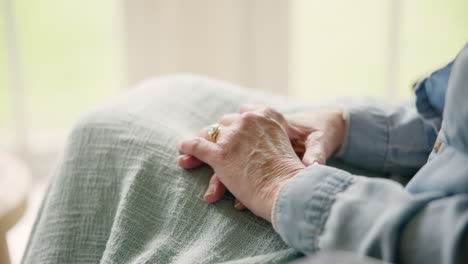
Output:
[2, 0, 467, 152]
[290, 0, 468, 102]
[0, 0, 124, 151]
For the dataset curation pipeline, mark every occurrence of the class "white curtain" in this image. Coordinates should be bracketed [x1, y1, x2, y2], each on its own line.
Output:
[123, 0, 290, 93]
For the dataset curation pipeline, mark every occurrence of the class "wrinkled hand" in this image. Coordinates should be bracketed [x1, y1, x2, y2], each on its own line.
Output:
[284, 106, 346, 165]
[177, 106, 305, 221]
[177, 104, 346, 217]
[233, 105, 346, 165]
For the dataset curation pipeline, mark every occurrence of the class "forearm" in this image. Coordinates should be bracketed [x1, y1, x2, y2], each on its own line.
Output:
[273, 164, 468, 263]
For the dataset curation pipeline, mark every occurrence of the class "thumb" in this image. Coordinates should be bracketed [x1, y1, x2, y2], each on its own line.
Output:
[302, 136, 327, 166]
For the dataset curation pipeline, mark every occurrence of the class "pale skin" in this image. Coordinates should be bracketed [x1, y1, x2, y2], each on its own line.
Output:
[177, 104, 346, 222]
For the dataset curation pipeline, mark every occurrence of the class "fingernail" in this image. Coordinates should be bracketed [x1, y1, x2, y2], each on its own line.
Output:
[203, 193, 213, 202]
[234, 200, 242, 209]
[204, 190, 214, 199]
[204, 184, 216, 201]
[177, 155, 184, 165]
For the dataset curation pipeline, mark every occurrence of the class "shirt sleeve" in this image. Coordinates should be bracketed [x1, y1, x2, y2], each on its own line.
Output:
[272, 164, 468, 263]
[336, 102, 436, 176]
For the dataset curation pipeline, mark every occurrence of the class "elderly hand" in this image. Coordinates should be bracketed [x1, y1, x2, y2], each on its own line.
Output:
[284, 106, 346, 165]
[177, 106, 305, 221]
[177, 104, 346, 218]
[235, 104, 346, 165]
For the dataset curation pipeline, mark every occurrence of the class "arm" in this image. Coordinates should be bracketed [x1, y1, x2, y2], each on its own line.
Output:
[337, 102, 436, 176]
[273, 164, 468, 263]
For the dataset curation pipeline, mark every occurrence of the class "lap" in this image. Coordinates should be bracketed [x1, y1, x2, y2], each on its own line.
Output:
[23, 75, 305, 263]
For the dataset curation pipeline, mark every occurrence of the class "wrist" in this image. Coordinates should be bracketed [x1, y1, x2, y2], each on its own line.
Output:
[257, 179, 289, 222]
[255, 162, 304, 222]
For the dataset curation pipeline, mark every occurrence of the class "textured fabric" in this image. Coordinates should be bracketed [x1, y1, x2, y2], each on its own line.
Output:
[415, 61, 453, 115]
[339, 53, 457, 176]
[414, 61, 454, 146]
[339, 102, 434, 176]
[22, 74, 316, 264]
[274, 164, 354, 253]
[274, 43, 468, 263]
[291, 251, 387, 264]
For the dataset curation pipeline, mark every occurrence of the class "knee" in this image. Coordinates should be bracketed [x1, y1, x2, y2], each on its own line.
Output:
[67, 73, 234, 146]
[68, 106, 124, 146]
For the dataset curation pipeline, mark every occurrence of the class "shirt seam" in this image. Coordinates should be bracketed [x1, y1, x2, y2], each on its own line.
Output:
[275, 166, 355, 254]
[382, 110, 391, 172]
[307, 174, 355, 252]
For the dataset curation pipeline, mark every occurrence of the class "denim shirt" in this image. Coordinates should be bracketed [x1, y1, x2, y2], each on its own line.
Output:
[273, 44, 468, 263]
[414, 61, 453, 147]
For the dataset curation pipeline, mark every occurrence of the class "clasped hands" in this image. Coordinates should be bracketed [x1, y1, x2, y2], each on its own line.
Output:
[177, 104, 345, 222]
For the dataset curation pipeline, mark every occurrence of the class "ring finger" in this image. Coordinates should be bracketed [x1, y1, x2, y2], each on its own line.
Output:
[178, 114, 240, 168]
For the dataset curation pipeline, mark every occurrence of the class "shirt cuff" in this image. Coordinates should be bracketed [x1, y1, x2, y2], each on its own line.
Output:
[337, 105, 389, 171]
[272, 164, 354, 254]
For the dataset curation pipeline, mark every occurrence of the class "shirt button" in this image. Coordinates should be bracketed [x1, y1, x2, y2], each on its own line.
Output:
[433, 141, 442, 153]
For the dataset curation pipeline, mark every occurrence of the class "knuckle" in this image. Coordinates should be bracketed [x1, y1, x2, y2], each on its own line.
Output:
[217, 147, 229, 159]
[220, 114, 234, 123]
[237, 104, 248, 113]
[238, 103, 266, 113]
[241, 112, 262, 122]
[189, 137, 202, 152]
[263, 106, 282, 119]
[263, 106, 276, 114]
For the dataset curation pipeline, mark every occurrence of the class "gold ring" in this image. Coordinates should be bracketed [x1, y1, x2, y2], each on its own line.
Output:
[208, 123, 222, 143]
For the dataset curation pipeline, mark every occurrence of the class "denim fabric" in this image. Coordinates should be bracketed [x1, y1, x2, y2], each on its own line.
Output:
[338, 103, 434, 176]
[274, 44, 468, 263]
[415, 61, 453, 115]
[414, 61, 453, 146]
